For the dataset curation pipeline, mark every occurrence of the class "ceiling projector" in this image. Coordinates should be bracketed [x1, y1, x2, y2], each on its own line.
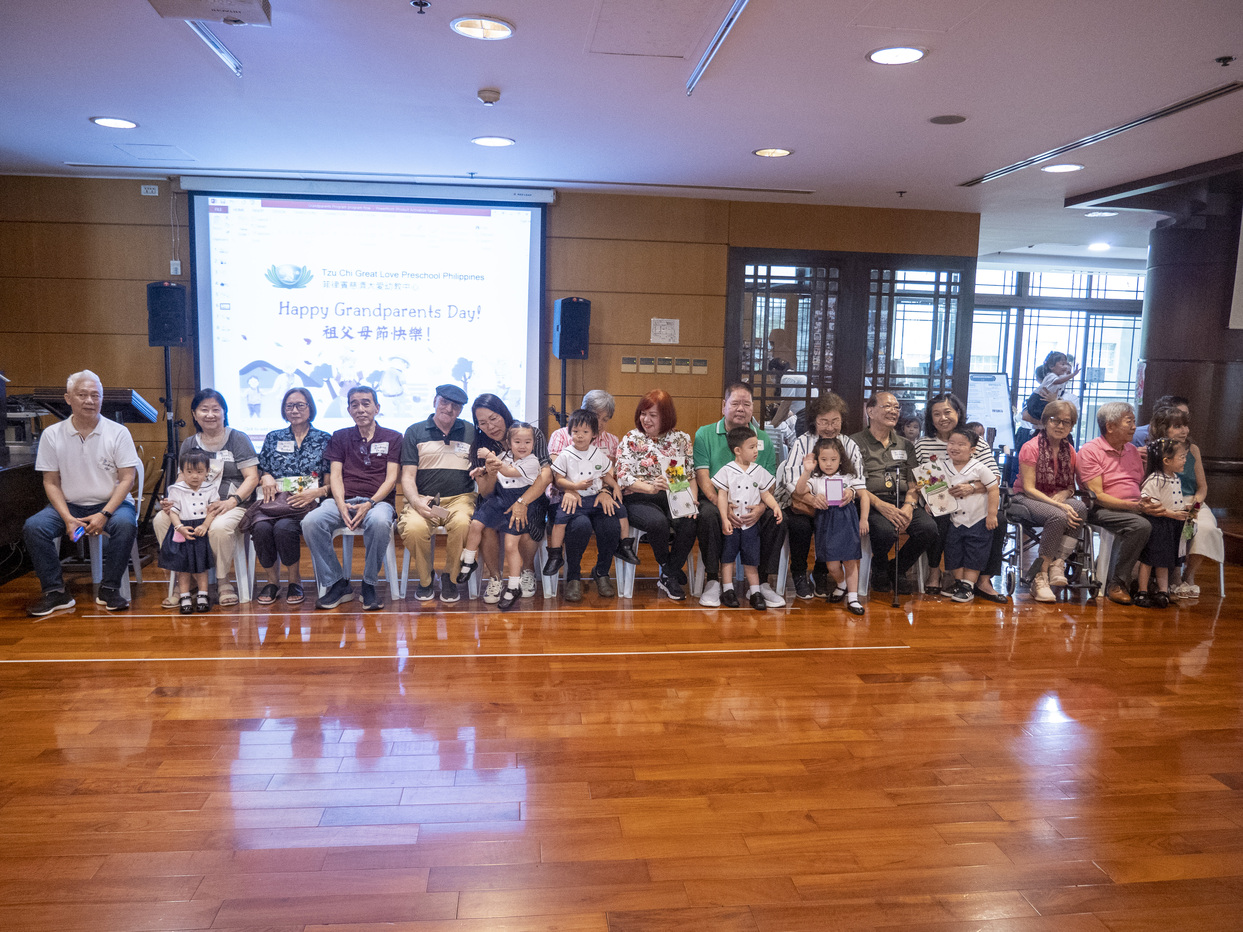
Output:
[147, 0, 271, 26]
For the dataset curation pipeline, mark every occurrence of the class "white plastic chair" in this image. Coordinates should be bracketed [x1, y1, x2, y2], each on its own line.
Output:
[328, 527, 401, 600]
[86, 460, 145, 600]
[166, 531, 255, 603]
[400, 526, 479, 599]
[690, 537, 787, 601]
[614, 527, 704, 600]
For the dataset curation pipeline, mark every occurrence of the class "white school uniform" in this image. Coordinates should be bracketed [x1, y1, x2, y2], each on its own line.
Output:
[165, 480, 220, 521]
[497, 453, 540, 490]
[552, 445, 611, 496]
[711, 461, 775, 530]
[943, 458, 999, 527]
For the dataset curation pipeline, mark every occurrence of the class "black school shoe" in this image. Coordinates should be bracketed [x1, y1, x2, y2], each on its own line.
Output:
[846, 598, 866, 616]
[748, 590, 768, 611]
[542, 548, 565, 577]
[616, 537, 641, 566]
[720, 587, 740, 608]
[456, 557, 478, 584]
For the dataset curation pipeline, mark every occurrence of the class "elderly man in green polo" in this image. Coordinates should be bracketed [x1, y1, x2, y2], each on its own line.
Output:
[692, 382, 787, 608]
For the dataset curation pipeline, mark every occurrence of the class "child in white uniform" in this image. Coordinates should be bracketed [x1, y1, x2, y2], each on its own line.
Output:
[458, 423, 542, 611]
[1135, 438, 1191, 608]
[942, 428, 1000, 603]
[712, 426, 782, 610]
[158, 450, 219, 614]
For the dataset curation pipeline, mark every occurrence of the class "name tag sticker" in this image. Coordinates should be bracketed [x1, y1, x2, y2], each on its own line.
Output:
[757, 441, 765, 451]
[370, 442, 390, 455]
[454, 442, 471, 457]
[891, 450, 907, 462]
[276, 440, 295, 453]
[217, 450, 235, 462]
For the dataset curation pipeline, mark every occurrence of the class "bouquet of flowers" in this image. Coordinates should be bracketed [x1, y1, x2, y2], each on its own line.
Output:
[663, 458, 699, 518]
[1183, 500, 1201, 541]
[277, 472, 320, 493]
[912, 455, 956, 517]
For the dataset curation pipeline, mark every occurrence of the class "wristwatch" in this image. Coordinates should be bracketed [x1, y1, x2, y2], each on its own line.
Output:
[101, 509, 113, 519]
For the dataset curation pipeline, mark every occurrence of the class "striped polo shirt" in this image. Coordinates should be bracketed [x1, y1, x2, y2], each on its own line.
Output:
[400, 415, 476, 497]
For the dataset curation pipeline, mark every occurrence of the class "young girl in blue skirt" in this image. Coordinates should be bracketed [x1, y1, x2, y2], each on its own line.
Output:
[795, 437, 868, 615]
[158, 450, 219, 614]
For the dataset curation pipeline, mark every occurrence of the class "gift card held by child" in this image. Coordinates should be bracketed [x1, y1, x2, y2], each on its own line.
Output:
[663, 456, 699, 518]
[913, 458, 956, 517]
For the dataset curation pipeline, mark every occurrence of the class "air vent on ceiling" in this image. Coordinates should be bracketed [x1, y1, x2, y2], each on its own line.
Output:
[147, 0, 271, 26]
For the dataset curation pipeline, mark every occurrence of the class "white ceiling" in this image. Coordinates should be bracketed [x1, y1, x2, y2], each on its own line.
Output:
[4, 0, 1242, 266]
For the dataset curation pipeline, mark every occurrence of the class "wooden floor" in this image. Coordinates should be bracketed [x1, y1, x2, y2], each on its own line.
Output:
[0, 553, 1240, 932]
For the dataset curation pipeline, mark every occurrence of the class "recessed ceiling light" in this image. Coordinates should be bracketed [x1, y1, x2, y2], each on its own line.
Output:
[1087, 242, 1111, 251]
[929, 115, 966, 125]
[472, 135, 515, 147]
[90, 116, 137, 129]
[868, 47, 926, 65]
[753, 147, 792, 158]
[1040, 163, 1084, 173]
[1085, 210, 1118, 218]
[451, 17, 514, 40]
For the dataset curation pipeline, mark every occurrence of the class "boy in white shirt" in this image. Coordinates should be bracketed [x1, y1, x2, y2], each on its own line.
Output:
[712, 426, 783, 610]
[942, 427, 1000, 603]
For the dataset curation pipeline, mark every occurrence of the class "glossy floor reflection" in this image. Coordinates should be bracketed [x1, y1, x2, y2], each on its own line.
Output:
[0, 558, 1239, 931]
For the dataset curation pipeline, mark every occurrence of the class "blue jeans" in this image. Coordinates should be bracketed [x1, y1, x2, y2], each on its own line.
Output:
[24, 500, 137, 593]
[301, 497, 395, 588]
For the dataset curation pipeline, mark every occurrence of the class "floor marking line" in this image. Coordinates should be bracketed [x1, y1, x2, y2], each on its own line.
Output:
[0, 645, 910, 664]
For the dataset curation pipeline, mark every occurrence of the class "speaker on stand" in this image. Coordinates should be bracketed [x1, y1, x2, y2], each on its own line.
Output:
[144, 282, 188, 528]
[552, 297, 590, 428]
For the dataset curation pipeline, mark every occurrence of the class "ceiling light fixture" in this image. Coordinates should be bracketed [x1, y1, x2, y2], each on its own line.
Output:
[90, 117, 138, 129]
[451, 16, 514, 40]
[186, 20, 243, 76]
[1040, 163, 1084, 173]
[962, 81, 1243, 186]
[1087, 242, 1111, 251]
[753, 148, 791, 158]
[472, 136, 515, 147]
[929, 114, 966, 125]
[1085, 211, 1118, 217]
[686, 0, 752, 96]
[868, 47, 926, 65]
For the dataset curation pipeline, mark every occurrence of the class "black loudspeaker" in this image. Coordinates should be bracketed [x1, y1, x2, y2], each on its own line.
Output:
[553, 296, 591, 359]
[147, 282, 189, 347]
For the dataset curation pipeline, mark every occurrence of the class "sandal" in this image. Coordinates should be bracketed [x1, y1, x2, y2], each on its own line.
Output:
[286, 583, 304, 605]
[179, 593, 194, 615]
[256, 584, 280, 605]
[195, 592, 211, 613]
[217, 582, 239, 606]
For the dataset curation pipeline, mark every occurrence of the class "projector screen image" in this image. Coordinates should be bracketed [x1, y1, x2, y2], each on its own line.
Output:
[190, 193, 544, 441]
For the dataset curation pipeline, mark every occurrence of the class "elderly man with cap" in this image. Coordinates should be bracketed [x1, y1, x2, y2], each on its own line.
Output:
[398, 383, 477, 603]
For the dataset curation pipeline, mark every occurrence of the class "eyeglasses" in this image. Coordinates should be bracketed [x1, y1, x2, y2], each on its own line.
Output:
[284, 402, 308, 411]
[1046, 417, 1071, 427]
[358, 442, 372, 467]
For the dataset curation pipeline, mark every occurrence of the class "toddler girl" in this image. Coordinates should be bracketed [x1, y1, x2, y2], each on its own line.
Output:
[159, 450, 218, 614]
[458, 422, 541, 611]
[795, 437, 868, 615]
[1135, 437, 1190, 608]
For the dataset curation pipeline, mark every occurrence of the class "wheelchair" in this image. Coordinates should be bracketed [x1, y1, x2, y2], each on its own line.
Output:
[1000, 487, 1103, 601]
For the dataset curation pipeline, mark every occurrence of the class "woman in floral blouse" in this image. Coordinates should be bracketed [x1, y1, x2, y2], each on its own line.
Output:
[249, 387, 331, 604]
[615, 390, 699, 600]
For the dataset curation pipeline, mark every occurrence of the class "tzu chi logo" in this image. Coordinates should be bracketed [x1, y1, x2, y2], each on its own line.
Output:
[265, 264, 314, 288]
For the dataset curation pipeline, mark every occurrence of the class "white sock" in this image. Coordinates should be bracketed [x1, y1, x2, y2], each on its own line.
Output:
[461, 549, 476, 563]
[508, 576, 521, 589]
[847, 591, 858, 601]
[747, 585, 760, 596]
[723, 583, 735, 591]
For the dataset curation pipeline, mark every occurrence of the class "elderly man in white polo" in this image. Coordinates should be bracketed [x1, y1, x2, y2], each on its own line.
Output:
[23, 370, 139, 616]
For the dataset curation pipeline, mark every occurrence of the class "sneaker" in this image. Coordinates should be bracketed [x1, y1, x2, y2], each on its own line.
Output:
[519, 569, 538, 598]
[456, 557, 478, 585]
[657, 571, 686, 601]
[812, 571, 831, 597]
[720, 587, 740, 608]
[748, 590, 767, 611]
[361, 582, 382, 611]
[1183, 583, 1201, 597]
[564, 578, 583, 603]
[498, 586, 521, 611]
[699, 580, 721, 607]
[616, 537, 641, 566]
[439, 574, 460, 604]
[793, 574, 815, 600]
[413, 581, 436, 602]
[542, 549, 565, 577]
[758, 583, 785, 607]
[95, 587, 130, 612]
[1047, 559, 1069, 588]
[950, 580, 975, 603]
[483, 577, 504, 604]
[593, 572, 616, 598]
[315, 579, 355, 610]
[1030, 572, 1056, 603]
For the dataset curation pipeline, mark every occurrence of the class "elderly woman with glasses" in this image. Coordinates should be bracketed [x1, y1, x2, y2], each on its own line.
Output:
[1008, 399, 1089, 602]
[244, 387, 332, 605]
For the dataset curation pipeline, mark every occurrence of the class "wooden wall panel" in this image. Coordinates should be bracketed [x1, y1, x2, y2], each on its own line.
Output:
[0, 177, 186, 225]
[547, 239, 728, 296]
[727, 201, 980, 257]
[548, 192, 729, 243]
[0, 222, 185, 282]
[0, 278, 161, 334]
[547, 291, 725, 348]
